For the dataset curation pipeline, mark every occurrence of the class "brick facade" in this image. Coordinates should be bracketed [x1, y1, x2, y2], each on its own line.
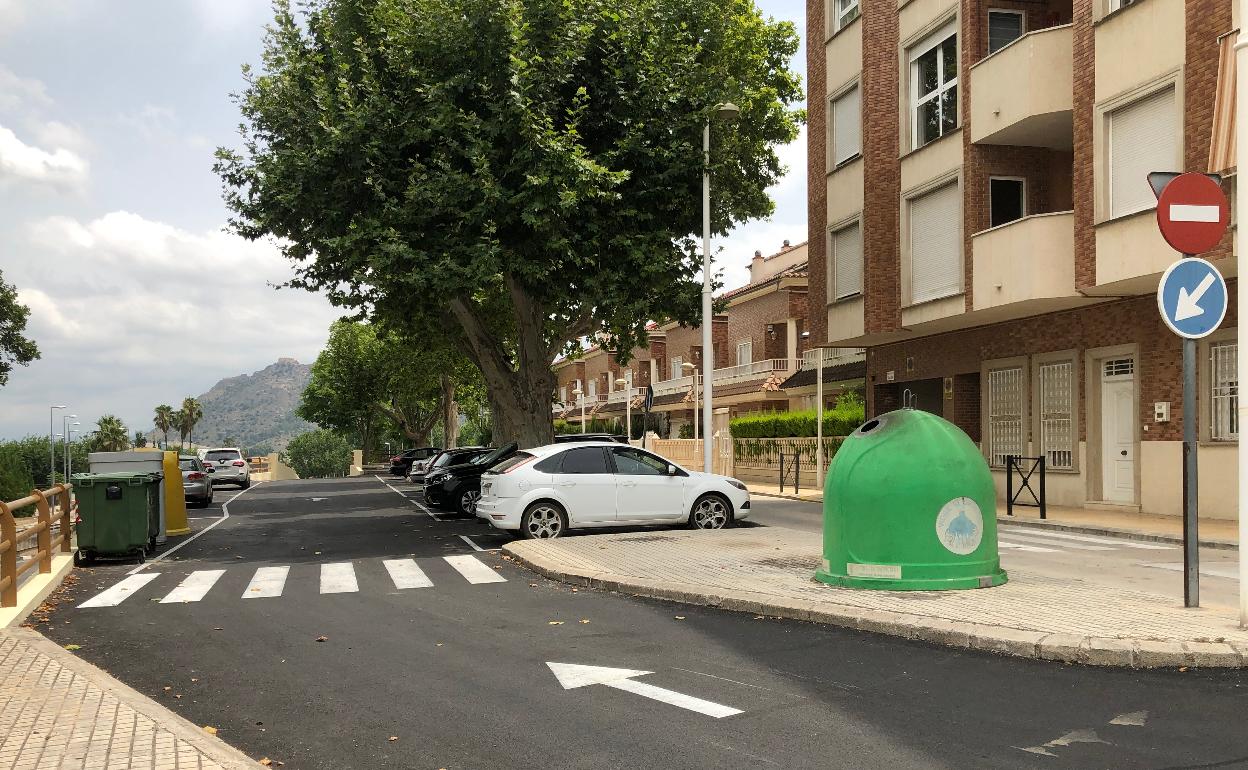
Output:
[807, 0, 828, 346]
[861, 0, 901, 334]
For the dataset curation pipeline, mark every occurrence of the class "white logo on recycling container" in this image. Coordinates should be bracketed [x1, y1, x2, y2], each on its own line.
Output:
[935, 497, 983, 555]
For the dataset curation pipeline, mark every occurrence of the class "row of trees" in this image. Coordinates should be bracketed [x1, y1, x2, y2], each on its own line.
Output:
[0, 413, 135, 503]
[215, 0, 803, 448]
[151, 398, 205, 450]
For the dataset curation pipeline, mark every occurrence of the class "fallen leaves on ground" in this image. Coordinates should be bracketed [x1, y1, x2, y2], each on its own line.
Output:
[548, 621, 564, 625]
[315, 635, 328, 642]
[163, 686, 172, 692]
[63, 644, 81, 651]
[388, 736, 399, 742]
[203, 726, 218, 735]
[673, 616, 685, 621]
[579, 619, 590, 624]
[260, 759, 273, 766]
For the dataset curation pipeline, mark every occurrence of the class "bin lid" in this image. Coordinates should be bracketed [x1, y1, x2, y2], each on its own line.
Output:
[72, 471, 163, 484]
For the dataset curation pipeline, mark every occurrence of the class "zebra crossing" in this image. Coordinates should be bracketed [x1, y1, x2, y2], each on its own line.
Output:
[78, 554, 508, 609]
[998, 527, 1173, 554]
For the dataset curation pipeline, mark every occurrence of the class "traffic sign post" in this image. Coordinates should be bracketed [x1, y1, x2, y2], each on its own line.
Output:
[643, 385, 654, 450]
[1152, 172, 1231, 609]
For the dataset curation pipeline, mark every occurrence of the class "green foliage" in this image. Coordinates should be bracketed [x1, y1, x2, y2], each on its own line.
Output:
[459, 406, 494, 446]
[152, 404, 175, 448]
[216, 0, 803, 446]
[179, 398, 204, 448]
[0, 268, 40, 387]
[285, 430, 352, 478]
[0, 444, 35, 504]
[729, 398, 866, 439]
[554, 418, 622, 436]
[133, 431, 148, 448]
[93, 415, 131, 452]
[678, 423, 695, 439]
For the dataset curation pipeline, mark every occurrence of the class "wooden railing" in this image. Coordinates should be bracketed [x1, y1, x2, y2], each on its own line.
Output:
[1, 484, 74, 609]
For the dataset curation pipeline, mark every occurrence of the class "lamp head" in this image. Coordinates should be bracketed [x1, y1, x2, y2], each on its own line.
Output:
[715, 102, 741, 121]
[681, 362, 696, 371]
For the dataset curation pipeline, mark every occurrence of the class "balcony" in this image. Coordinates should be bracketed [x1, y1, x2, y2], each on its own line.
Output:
[712, 358, 794, 385]
[969, 24, 1073, 149]
[800, 348, 863, 371]
[971, 212, 1081, 313]
[652, 375, 693, 397]
[606, 387, 644, 404]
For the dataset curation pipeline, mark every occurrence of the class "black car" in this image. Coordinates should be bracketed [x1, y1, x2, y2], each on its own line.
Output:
[424, 443, 519, 515]
[409, 446, 490, 486]
[553, 433, 630, 444]
[390, 446, 440, 476]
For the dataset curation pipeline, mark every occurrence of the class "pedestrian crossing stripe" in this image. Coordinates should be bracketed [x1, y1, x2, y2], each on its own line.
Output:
[78, 554, 507, 609]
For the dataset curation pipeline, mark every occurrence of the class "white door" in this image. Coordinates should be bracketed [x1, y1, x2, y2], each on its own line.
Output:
[610, 447, 686, 522]
[552, 447, 619, 523]
[1100, 359, 1136, 503]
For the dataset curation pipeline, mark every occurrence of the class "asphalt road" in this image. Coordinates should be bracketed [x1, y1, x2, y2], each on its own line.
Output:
[36, 477, 1248, 769]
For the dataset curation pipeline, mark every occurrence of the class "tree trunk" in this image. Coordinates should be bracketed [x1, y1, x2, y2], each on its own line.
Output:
[441, 375, 458, 449]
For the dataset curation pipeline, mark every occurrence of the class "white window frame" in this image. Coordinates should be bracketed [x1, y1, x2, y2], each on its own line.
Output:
[830, 219, 864, 300]
[989, 176, 1027, 228]
[909, 22, 958, 151]
[829, 84, 862, 167]
[836, 0, 860, 31]
[1036, 359, 1075, 470]
[986, 9, 1025, 54]
[588, 379, 597, 399]
[560, 385, 567, 403]
[1108, 0, 1138, 12]
[986, 365, 1026, 468]
[736, 340, 753, 366]
[671, 356, 683, 381]
[1211, 340, 1238, 442]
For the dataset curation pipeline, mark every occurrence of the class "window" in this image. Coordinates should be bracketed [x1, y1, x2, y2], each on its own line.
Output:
[736, 340, 753, 366]
[611, 447, 669, 475]
[909, 182, 962, 304]
[559, 447, 611, 474]
[1108, 0, 1139, 11]
[987, 10, 1024, 53]
[1109, 87, 1177, 218]
[830, 85, 862, 166]
[831, 221, 864, 299]
[671, 356, 684, 380]
[988, 367, 1025, 467]
[989, 177, 1025, 227]
[910, 25, 958, 149]
[836, 0, 860, 30]
[490, 452, 534, 474]
[560, 386, 567, 403]
[1211, 341, 1238, 441]
[1038, 361, 1074, 469]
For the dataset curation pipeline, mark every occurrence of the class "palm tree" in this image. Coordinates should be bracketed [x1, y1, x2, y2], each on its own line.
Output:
[153, 404, 174, 448]
[172, 410, 186, 448]
[179, 397, 203, 450]
[94, 415, 130, 452]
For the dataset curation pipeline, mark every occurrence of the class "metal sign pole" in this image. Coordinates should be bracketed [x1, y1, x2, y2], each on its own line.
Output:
[1182, 329, 1200, 607]
[1237, 13, 1248, 626]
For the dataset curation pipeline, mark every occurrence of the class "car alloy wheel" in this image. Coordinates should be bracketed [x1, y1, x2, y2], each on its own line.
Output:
[691, 495, 729, 530]
[523, 504, 564, 539]
[460, 489, 481, 516]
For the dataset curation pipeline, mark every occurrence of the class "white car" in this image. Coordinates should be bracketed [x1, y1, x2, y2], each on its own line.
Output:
[202, 447, 251, 488]
[475, 442, 751, 539]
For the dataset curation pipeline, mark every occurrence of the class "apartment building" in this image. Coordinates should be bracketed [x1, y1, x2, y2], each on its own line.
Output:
[808, 0, 1239, 517]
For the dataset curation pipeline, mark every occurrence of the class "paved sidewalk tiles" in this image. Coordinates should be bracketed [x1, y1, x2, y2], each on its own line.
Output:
[505, 527, 1248, 669]
[0, 629, 256, 769]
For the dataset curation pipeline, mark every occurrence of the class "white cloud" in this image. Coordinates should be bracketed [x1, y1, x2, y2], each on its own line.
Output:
[190, 0, 270, 30]
[0, 211, 339, 439]
[0, 124, 88, 190]
[116, 104, 178, 140]
[34, 120, 90, 154]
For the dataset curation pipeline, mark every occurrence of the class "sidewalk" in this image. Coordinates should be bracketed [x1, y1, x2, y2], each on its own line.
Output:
[0, 629, 257, 769]
[747, 483, 1239, 548]
[505, 527, 1248, 668]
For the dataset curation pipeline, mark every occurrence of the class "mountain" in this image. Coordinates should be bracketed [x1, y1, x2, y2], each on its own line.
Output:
[154, 359, 315, 454]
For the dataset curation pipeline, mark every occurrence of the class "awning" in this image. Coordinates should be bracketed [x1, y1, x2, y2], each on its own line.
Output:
[1209, 29, 1238, 174]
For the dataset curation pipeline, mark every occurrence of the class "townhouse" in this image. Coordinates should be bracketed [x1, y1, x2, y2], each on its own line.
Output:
[808, 0, 1239, 517]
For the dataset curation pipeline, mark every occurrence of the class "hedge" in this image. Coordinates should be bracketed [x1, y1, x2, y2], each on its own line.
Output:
[729, 395, 865, 439]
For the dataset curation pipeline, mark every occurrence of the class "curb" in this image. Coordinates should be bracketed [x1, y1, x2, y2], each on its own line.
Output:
[503, 544, 1246, 669]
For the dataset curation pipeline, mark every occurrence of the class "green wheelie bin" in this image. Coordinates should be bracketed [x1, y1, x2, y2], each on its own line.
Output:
[72, 472, 162, 565]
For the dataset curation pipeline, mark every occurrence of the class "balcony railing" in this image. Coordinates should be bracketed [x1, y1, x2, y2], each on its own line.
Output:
[653, 375, 693, 396]
[607, 387, 645, 404]
[800, 348, 864, 371]
[711, 358, 793, 384]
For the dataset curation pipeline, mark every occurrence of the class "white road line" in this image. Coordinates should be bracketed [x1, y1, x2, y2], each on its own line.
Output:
[160, 570, 226, 604]
[444, 554, 507, 584]
[320, 562, 359, 594]
[243, 566, 290, 598]
[1000, 528, 1172, 550]
[375, 475, 443, 521]
[998, 541, 1058, 553]
[1140, 562, 1240, 580]
[79, 573, 161, 608]
[458, 535, 486, 552]
[383, 558, 434, 589]
[608, 677, 743, 719]
[126, 483, 261, 576]
[1000, 532, 1112, 551]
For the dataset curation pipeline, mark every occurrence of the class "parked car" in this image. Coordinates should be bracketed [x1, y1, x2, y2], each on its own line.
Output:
[202, 447, 250, 489]
[408, 446, 490, 486]
[553, 433, 629, 444]
[390, 447, 440, 476]
[179, 455, 213, 507]
[424, 443, 519, 515]
[476, 442, 750, 539]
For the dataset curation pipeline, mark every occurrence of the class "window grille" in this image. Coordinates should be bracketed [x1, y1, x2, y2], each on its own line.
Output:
[1103, 358, 1134, 378]
[1211, 341, 1238, 441]
[988, 367, 1024, 467]
[1038, 361, 1074, 469]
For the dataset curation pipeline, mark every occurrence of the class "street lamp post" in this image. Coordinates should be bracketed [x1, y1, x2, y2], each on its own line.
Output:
[68, 427, 80, 481]
[63, 418, 78, 481]
[616, 371, 634, 443]
[572, 388, 585, 433]
[701, 102, 740, 474]
[49, 405, 66, 487]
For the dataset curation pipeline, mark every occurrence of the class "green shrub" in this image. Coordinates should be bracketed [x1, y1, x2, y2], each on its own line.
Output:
[284, 430, 352, 478]
[0, 445, 35, 507]
[678, 423, 694, 439]
[729, 396, 865, 439]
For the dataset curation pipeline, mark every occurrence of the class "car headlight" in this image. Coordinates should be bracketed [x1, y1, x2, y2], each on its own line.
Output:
[427, 473, 447, 485]
[727, 479, 748, 492]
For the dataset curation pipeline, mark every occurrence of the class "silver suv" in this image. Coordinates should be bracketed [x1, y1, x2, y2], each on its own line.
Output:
[203, 447, 251, 488]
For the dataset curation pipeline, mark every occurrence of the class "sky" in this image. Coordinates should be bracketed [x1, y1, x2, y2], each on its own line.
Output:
[0, 0, 807, 441]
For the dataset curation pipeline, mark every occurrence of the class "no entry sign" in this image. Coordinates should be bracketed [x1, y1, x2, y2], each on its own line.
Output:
[1155, 172, 1230, 254]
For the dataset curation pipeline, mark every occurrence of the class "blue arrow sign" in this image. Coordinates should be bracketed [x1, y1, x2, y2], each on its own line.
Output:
[1157, 258, 1228, 339]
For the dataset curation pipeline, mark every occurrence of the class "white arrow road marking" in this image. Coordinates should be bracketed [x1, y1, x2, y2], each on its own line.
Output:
[1018, 728, 1109, 757]
[547, 662, 743, 718]
[1170, 203, 1221, 222]
[1175, 272, 1217, 321]
[1110, 711, 1148, 726]
[79, 573, 161, 608]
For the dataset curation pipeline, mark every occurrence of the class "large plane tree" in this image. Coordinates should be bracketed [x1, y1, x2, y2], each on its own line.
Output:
[216, 0, 802, 446]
